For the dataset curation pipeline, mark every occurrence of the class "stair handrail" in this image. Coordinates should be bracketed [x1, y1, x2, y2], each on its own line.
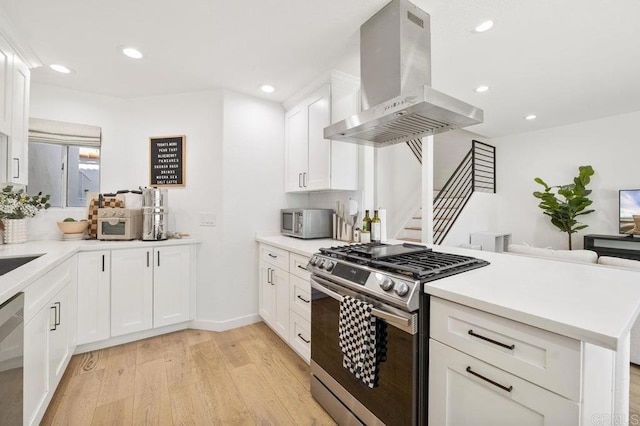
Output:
[432, 140, 496, 244]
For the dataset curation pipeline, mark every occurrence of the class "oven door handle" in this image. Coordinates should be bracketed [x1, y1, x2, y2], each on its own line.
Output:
[311, 277, 417, 334]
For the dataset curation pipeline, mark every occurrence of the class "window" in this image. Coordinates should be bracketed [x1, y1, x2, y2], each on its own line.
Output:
[27, 118, 101, 208]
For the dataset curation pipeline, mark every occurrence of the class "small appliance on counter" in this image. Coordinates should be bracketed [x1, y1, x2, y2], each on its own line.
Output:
[281, 208, 333, 239]
[97, 208, 143, 240]
[142, 187, 168, 241]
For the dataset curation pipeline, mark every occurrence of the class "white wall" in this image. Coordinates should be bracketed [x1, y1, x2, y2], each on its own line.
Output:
[441, 192, 500, 247]
[28, 83, 287, 329]
[216, 90, 287, 326]
[376, 142, 421, 238]
[493, 110, 640, 249]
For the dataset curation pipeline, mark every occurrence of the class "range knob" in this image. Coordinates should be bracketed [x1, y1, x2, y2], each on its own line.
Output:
[323, 261, 335, 272]
[394, 282, 410, 297]
[379, 277, 394, 291]
[310, 257, 318, 267]
[317, 259, 325, 269]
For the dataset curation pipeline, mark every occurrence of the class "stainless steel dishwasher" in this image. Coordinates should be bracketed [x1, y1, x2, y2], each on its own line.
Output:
[0, 293, 24, 424]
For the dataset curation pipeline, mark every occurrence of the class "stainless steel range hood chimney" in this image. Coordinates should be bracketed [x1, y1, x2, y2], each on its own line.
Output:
[324, 0, 483, 147]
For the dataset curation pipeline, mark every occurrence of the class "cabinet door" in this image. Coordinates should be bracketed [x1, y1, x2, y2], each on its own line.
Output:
[0, 35, 12, 135]
[306, 84, 331, 190]
[48, 285, 70, 390]
[429, 339, 579, 426]
[258, 259, 276, 325]
[9, 54, 29, 185]
[272, 265, 290, 340]
[284, 104, 308, 192]
[258, 260, 289, 340]
[111, 248, 153, 336]
[77, 251, 111, 344]
[153, 246, 191, 328]
[23, 306, 49, 426]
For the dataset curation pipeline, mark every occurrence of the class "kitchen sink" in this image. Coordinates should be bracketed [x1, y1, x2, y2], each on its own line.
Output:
[0, 255, 43, 276]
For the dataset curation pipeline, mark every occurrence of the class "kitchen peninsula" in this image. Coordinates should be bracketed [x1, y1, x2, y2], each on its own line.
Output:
[257, 235, 640, 424]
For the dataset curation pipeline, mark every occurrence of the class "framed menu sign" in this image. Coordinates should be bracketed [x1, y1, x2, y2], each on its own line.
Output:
[149, 135, 185, 186]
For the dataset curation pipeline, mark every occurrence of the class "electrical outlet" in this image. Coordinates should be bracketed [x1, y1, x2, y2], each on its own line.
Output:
[199, 213, 216, 227]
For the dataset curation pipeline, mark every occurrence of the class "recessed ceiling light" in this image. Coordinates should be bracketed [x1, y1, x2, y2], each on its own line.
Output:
[260, 84, 275, 93]
[122, 47, 143, 59]
[475, 85, 489, 93]
[473, 20, 494, 33]
[50, 64, 71, 74]
[525, 114, 537, 120]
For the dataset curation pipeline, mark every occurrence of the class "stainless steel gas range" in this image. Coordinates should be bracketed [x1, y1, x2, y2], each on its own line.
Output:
[306, 243, 489, 425]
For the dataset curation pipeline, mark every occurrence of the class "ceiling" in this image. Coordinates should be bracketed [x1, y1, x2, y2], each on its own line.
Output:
[1, 0, 639, 138]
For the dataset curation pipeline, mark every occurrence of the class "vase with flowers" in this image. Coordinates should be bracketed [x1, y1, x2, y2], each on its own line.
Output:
[0, 185, 51, 243]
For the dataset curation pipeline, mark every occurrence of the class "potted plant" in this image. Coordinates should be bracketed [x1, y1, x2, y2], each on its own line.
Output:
[0, 185, 51, 243]
[533, 165, 595, 250]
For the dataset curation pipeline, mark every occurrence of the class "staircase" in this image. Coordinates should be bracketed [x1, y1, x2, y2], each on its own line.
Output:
[397, 140, 496, 244]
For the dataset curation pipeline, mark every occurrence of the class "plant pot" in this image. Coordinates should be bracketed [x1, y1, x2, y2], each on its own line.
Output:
[2, 218, 28, 244]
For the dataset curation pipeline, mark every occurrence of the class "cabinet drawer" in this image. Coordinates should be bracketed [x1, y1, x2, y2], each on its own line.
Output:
[289, 311, 310, 363]
[24, 257, 75, 324]
[290, 275, 311, 319]
[259, 244, 289, 271]
[429, 339, 579, 426]
[430, 297, 581, 401]
[290, 253, 310, 280]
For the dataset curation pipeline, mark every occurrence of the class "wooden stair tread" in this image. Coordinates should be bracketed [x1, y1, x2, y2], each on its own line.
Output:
[397, 237, 422, 243]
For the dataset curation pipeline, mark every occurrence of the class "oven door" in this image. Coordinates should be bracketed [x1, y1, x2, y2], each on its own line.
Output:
[310, 275, 418, 426]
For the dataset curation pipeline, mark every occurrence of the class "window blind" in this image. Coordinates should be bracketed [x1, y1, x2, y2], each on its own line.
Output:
[28, 117, 102, 146]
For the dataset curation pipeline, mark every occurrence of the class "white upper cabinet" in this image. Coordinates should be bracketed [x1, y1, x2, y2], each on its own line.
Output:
[284, 71, 360, 193]
[0, 35, 13, 136]
[9, 54, 29, 184]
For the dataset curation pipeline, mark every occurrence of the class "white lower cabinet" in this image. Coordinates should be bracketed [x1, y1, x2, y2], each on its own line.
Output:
[77, 251, 111, 344]
[23, 305, 49, 426]
[429, 339, 579, 425]
[78, 245, 194, 340]
[154, 245, 192, 328]
[111, 248, 154, 336]
[258, 258, 289, 341]
[289, 311, 311, 361]
[24, 258, 76, 426]
[258, 244, 311, 362]
[429, 297, 621, 425]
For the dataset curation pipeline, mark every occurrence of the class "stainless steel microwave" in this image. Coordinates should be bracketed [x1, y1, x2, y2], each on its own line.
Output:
[281, 208, 333, 239]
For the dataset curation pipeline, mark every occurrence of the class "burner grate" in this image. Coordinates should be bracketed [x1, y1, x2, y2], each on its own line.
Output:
[318, 243, 489, 281]
[372, 251, 489, 280]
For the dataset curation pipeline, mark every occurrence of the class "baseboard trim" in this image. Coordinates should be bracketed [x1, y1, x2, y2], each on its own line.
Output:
[191, 314, 262, 332]
[73, 314, 262, 354]
[74, 322, 190, 354]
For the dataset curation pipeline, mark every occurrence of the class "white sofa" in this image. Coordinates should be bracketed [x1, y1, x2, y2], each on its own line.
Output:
[507, 244, 640, 364]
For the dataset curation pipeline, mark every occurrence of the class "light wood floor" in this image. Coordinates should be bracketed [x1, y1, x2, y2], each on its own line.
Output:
[42, 322, 336, 425]
[42, 323, 640, 425]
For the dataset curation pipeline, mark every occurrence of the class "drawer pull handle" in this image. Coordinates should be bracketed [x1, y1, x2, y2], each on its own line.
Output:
[297, 265, 307, 271]
[466, 366, 513, 393]
[297, 333, 310, 344]
[268, 253, 277, 258]
[297, 295, 310, 304]
[468, 330, 515, 350]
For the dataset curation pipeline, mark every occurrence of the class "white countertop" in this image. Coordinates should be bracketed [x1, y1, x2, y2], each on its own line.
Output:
[0, 238, 199, 306]
[255, 234, 339, 258]
[424, 246, 640, 351]
[256, 235, 640, 351]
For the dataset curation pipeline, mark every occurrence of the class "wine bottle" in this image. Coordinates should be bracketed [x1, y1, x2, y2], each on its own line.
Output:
[362, 210, 371, 232]
[371, 210, 381, 243]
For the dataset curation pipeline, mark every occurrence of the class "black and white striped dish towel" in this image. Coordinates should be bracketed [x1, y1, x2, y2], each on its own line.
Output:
[338, 295, 387, 388]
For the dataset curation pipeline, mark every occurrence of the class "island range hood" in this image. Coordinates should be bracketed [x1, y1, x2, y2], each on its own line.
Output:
[324, 0, 483, 147]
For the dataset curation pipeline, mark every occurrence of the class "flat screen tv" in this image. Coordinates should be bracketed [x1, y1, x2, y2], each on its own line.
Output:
[619, 189, 640, 235]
